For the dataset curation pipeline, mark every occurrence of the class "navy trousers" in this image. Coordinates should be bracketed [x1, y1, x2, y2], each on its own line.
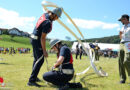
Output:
[29, 39, 44, 82]
[43, 71, 73, 86]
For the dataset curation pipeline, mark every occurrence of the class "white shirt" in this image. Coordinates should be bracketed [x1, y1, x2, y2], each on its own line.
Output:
[120, 23, 130, 42]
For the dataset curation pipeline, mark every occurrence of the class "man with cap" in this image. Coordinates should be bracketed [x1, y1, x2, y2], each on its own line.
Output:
[118, 14, 130, 84]
[43, 39, 74, 90]
[28, 7, 62, 87]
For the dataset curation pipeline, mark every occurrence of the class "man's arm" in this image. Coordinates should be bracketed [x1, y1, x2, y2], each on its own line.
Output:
[41, 32, 48, 57]
[54, 56, 64, 68]
[119, 31, 122, 40]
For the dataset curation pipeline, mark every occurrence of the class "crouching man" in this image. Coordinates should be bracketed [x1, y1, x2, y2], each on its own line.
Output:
[43, 39, 74, 90]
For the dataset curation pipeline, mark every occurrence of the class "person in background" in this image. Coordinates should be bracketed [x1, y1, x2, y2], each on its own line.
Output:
[79, 46, 83, 60]
[118, 14, 130, 84]
[75, 43, 79, 59]
[94, 44, 100, 61]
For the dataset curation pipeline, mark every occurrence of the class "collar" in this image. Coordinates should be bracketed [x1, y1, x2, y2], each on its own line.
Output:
[45, 13, 52, 22]
[125, 22, 130, 27]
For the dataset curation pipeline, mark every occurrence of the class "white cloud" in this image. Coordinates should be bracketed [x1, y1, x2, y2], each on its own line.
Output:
[0, 7, 35, 32]
[67, 18, 119, 30]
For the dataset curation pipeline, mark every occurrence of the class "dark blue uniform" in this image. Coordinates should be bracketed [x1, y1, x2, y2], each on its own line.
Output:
[43, 45, 74, 86]
[29, 13, 52, 83]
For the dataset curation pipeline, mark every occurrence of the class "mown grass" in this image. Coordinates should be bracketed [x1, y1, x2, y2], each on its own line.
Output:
[0, 53, 130, 90]
[0, 35, 50, 49]
[0, 35, 30, 45]
[0, 35, 130, 90]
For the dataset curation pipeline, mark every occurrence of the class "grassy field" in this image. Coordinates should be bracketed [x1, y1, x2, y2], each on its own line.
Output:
[0, 35, 130, 90]
[0, 53, 130, 90]
[0, 35, 50, 49]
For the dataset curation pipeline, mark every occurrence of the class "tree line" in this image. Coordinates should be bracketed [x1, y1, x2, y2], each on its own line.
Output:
[81, 35, 120, 44]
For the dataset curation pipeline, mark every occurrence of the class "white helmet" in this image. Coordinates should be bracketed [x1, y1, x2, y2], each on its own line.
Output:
[52, 7, 63, 18]
[50, 39, 61, 48]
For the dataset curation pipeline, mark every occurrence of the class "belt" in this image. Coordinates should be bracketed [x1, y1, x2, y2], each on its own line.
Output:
[30, 34, 38, 39]
[121, 41, 130, 44]
[62, 69, 74, 75]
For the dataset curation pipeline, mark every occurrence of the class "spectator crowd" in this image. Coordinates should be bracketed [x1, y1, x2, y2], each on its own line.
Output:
[0, 47, 31, 54]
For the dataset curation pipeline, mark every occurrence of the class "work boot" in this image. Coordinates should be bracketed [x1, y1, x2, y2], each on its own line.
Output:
[67, 82, 82, 88]
[58, 84, 69, 90]
[36, 77, 42, 82]
[119, 80, 125, 84]
[27, 81, 41, 87]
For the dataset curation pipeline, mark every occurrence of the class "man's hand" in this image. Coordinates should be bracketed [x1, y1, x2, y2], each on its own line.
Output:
[43, 50, 48, 57]
[53, 56, 64, 68]
[54, 64, 60, 68]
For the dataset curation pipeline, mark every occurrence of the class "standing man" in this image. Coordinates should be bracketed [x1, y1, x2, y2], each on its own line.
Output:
[75, 43, 79, 59]
[94, 44, 100, 61]
[79, 46, 83, 60]
[118, 14, 130, 84]
[28, 7, 63, 87]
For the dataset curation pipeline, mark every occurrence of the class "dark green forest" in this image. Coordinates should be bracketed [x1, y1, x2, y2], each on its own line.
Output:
[82, 35, 120, 44]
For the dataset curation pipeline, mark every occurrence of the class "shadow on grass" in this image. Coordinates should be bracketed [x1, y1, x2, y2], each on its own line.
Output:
[0, 62, 13, 65]
[43, 82, 89, 90]
[69, 88, 89, 90]
[39, 85, 48, 87]
[80, 73, 104, 89]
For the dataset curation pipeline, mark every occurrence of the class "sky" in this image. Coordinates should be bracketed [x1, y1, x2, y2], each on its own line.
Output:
[0, 0, 130, 41]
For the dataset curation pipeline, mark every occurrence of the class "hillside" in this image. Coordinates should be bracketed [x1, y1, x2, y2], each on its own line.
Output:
[82, 35, 120, 44]
[0, 34, 121, 50]
[0, 35, 50, 49]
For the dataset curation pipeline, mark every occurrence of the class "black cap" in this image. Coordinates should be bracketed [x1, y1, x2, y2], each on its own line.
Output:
[118, 14, 129, 21]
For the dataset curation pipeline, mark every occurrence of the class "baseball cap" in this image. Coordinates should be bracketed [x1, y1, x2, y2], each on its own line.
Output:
[118, 14, 129, 21]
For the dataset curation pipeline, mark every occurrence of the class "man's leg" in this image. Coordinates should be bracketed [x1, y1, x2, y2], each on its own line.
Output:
[32, 47, 37, 69]
[29, 50, 44, 82]
[28, 46, 44, 86]
[97, 52, 99, 61]
[124, 53, 130, 83]
[43, 71, 73, 86]
[31, 46, 42, 82]
[76, 53, 78, 59]
[80, 54, 81, 60]
[119, 49, 126, 83]
[95, 52, 98, 61]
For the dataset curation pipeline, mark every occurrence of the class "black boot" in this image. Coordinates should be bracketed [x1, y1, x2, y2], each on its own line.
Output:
[36, 77, 42, 82]
[119, 80, 125, 84]
[67, 82, 82, 88]
[27, 81, 41, 87]
[58, 84, 69, 90]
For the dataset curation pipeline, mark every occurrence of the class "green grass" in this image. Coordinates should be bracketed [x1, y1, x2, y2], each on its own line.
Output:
[0, 35, 31, 48]
[0, 54, 130, 90]
[0, 35, 30, 45]
[0, 35, 50, 49]
[0, 34, 130, 90]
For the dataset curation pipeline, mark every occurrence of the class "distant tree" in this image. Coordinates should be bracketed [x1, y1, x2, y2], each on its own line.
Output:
[10, 34, 15, 41]
[2, 29, 9, 35]
[82, 35, 120, 44]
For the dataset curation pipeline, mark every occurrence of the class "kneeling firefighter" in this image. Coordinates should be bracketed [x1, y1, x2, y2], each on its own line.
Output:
[43, 39, 82, 90]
